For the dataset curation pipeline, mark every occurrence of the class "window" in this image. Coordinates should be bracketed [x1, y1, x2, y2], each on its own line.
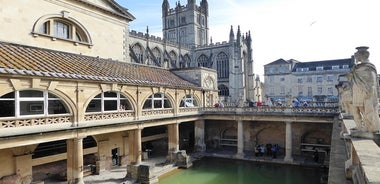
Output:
[327, 75, 334, 82]
[169, 51, 177, 68]
[317, 76, 323, 83]
[143, 93, 172, 109]
[332, 65, 339, 70]
[197, 54, 210, 68]
[0, 90, 69, 118]
[342, 65, 349, 69]
[33, 13, 91, 45]
[307, 87, 312, 96]
[218, 85, 229, 96]
[328, 87, 334, 95]
[307, 76, 312, 83]
[317, 87, 323, 94]
[131, 44, 144, 63]
[280, 77, 285, 82]
[269, 76, 274, 83]
[279, 66, 287, 73]
[316, 66, 324, 71]
[280, 87, 285, 95]
[85, 92, 132, 113]
[269, 87, 274, 95]
[216, 52, 229, 79]
[152, 47, 162, 66]
[297, 77, 303, 83]
[180, 95, 198, 107]
[298, 86, 303, 96]
[297, 68, 309, 72]
[181, 17, 186, 24]
[268, 67, 275, 74]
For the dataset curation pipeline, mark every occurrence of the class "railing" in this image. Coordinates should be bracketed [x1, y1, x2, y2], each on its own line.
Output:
[202, 106, 340, 115]
[0, 115, 72, 128]
[0, 106, 339, 130]
[84, 111, 135, 121]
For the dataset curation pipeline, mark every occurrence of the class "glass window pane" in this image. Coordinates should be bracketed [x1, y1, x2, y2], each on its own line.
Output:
[48, 100, 69, 114]
[0, 100, 15, 117]
[143, 100, 152, 109]
[20, 90, 43, 97]
[163, 99, 171, 108]
[120, 99, 132, 110]
[20, 101, 44, 115]
[86, 100, 101, 112]
[104, 100, 117, 111]
[1, 92, 15, 98]
[154, 100, 162, 108]
[104, 92, 117, 98]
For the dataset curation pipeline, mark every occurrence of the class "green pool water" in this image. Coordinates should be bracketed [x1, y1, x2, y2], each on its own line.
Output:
[159, 157, 327, 184]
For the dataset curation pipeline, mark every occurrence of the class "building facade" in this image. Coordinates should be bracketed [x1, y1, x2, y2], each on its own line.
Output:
[264, 58, 354, 105]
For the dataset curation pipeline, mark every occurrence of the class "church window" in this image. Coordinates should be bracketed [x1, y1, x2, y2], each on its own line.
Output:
[152, 47, 162, 66]
[131, 44, 144, 63]
[197, 54, 209, 68]
[0, 90, 70, 118]
[85, 92, 132, 113]
[181, 17, 186, 24]
[143, 93, 172, 109]
[169, 51, 177, 68]
[216, 52, 229, 79]
[218, 85, 229, 96]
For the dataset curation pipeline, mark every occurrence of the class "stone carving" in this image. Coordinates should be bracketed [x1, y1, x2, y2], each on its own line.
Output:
[336, 80, 353, 114]
[348, 46, 380, 133]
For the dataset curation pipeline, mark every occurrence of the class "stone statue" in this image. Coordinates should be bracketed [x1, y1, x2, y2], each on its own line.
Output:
[336, 80, 353, 114]
[348, 46, 380, 133]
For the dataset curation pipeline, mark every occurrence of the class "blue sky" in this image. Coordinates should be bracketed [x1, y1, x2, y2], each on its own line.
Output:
[117, 0, 380, 77]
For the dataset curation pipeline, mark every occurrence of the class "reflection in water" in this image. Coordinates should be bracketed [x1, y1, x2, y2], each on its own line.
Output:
[159, 157, 325, 184]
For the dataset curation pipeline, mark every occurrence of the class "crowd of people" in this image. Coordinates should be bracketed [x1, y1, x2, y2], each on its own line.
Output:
[255, 144, 280, 158]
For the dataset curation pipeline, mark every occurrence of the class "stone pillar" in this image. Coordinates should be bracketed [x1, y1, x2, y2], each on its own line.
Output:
[67, 138, 84, 184]
[126, 128, 142, 180]
[128, 128, 142, 165]
[194, 119, 206, 152]
[96, 140, 109, 173]
[167, 123, 180, 161]
[284, 121, 293, 162]
[236, 120, 245, 158]
[15, 154, 33, 183]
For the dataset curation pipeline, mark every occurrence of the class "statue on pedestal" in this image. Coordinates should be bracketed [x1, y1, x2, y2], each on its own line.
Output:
[348, 46, 380, 133]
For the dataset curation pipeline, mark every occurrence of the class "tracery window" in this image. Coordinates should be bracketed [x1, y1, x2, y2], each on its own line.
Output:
[179, 95, 198, 107]
[197, 54, 209, 68]
[216, 52, 229, 79]
[0, 90, 69, 118]
[169, 51, 177, 68]
[218, 85, 229, 96]
[143, 93, 172, 109]
[85, 92, 132, 113]
[132, 44, 144, 63]
[152, 47, 162, 65]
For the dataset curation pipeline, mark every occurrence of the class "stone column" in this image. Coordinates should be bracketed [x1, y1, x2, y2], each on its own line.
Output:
[67, 138, 84, 184]
[167, 123, 180, 161]
[126, 128, 142, 180]
[128, 128, 142, 165]
[96, 140, 109, 173]
[236, 120, 245, 158]
[284, 121, 293, 162]
[194, 119, 206, 152]
[15, 154, 33, 183]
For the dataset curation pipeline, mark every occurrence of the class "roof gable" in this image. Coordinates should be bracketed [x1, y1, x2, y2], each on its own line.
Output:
[78, 0, 135, 21]
[265, 59, 289, 66]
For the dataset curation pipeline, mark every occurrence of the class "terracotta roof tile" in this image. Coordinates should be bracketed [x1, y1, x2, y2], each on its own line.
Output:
[0, 42, 198, 88]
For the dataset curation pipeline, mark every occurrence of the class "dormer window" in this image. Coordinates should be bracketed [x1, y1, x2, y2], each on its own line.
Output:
[316, 66, 324, 71]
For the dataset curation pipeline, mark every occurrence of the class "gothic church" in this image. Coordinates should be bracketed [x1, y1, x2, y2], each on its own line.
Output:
[128, 0, 260, 104]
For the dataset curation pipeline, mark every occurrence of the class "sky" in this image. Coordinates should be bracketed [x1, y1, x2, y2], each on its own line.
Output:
[117, 0, 380, 77]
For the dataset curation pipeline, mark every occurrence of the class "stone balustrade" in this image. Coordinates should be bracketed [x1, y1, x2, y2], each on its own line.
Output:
[0, 115, 72, 128]
[341, 119, 380, 183]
